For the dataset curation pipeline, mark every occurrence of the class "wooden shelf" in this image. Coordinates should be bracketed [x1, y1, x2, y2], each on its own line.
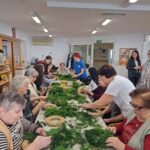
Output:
[0, 70, 10, 74]
[0, 80, 9, 86]
[0, 63, 9, 67]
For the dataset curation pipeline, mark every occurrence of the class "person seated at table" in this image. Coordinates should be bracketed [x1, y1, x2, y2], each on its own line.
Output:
[84, 67, 99, 91]
[106, 88, 150, 150]
[43, 55, 57, 77]
[0, 90, 51, 150]
[84, 80, 106, 101]
[25, 68, 47, 103]
[11, 75, 45, 122]
[81, 65, 135, 124]
[71, 52, 87, 81]
[57, 62, 70, 75]
[34, 64, 52, 90]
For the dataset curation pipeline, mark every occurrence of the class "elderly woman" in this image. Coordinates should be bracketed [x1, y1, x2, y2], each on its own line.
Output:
[106, 88, 150, 150]
[25, 68, 47, 102]
[11, 75, 45, 122]
[137, 50, 150, 88]
[57, 62, 70, 75]
[0, 90, 51, 150]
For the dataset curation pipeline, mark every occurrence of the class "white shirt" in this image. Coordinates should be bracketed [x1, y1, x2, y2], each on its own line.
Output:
[88, 80, 97, 91]
[105, 75, 135, 116]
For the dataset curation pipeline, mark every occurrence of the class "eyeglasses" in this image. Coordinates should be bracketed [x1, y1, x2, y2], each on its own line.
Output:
[130, 102, 144, 111]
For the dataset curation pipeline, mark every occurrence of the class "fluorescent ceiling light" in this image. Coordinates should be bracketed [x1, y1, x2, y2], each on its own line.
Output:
[129, 0, 138, 3]
[92, 30, 97, 34]
[43, 28, 48, 32]
[49, 34, 52, 37]
[32, 16, 41, 24]
[101, 19, 112, 26]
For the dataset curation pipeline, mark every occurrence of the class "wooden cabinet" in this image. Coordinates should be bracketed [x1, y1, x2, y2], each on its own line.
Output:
[0, 63, 10, 92]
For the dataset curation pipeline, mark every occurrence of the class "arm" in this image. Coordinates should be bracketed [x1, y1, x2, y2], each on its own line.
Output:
[32, 101, 45, 115]
[25, 136, 51, 150]
[0, 132, 8, 150]
[104, 114, 125, 124]
[75, 68, 84, 77]
[81, 94, 114, 109]
[127, 59, 135, 70]
[22, 118, 39, 133]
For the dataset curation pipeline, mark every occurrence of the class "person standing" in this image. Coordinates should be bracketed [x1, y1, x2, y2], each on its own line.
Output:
[71, 53, 87, 81]
[137, 50, 150, 88]
[127, 50, 141, 86]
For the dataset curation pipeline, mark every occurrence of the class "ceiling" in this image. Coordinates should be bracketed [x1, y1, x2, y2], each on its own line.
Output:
[0, 0, 150, 38]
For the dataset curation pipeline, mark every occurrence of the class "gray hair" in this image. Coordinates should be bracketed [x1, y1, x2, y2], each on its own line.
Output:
[0, 90, 25, 111]
[25, 68, 39, 77]
[11, 75, 30, 90]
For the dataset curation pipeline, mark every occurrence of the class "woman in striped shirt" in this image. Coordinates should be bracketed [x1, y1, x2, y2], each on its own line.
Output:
[0, 90, 51, 150]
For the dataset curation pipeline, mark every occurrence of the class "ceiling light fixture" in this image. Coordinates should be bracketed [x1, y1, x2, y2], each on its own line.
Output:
[101, 19, 112, 26]
[49, 34, 52, 37]
[43, 28, 48, 32]
[32, 16, 41, 24]
[129, 0, 138, 3]
[92, 30, 97, 34]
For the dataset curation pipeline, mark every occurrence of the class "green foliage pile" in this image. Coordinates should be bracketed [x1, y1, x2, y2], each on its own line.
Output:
[85, 127, 113, 148]
[57, 74, 75, 81]
[46, 80, 86, 106]
[46, 125, 112, 150]
[44, 76, 112, 150]
[24, 132, 37, 142]
[47, 125, 85, 150]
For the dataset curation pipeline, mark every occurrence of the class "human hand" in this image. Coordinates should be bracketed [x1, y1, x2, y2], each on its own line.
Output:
[36, 128, 47, 136]
[31, 136, 51, 150]
[106, 126, 117, 134]
[103, 118, 111, 124]
[83, 88, 91, 94]
[106, 137, 125, 150]
[134, 66, 141, 69]
[72, 74, 77, 78]
[81, 103, 92, 109]
[39, 96, 47, 100]
[38, 101, 46, 109]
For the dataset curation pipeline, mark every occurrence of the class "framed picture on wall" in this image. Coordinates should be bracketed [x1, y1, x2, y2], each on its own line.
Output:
[119, 48, 130, 66]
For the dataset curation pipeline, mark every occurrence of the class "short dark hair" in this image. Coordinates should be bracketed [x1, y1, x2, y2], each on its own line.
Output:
[45, 55, 52, 60]
[98, 65, 117, 78]
[129, 88, 150, 109]
[0, 90, 25, 110]
[85, 63, 90, 69]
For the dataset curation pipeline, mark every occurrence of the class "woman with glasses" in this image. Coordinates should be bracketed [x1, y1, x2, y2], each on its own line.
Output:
[137, 50, 150, 88]
[106, 88, 150, 150]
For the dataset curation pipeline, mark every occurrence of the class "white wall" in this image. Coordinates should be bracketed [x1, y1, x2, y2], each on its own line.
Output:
[0, 22, 32, 64]
[0, 21, 147, 77]
[68, 33, 145, 77]
[31, 38, 69, 67]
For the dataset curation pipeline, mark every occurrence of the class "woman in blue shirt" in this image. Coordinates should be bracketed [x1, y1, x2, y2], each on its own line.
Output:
[71, 52, 87, 81]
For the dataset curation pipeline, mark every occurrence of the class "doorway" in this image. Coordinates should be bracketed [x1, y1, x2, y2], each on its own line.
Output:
[93, 43, 113, 70]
